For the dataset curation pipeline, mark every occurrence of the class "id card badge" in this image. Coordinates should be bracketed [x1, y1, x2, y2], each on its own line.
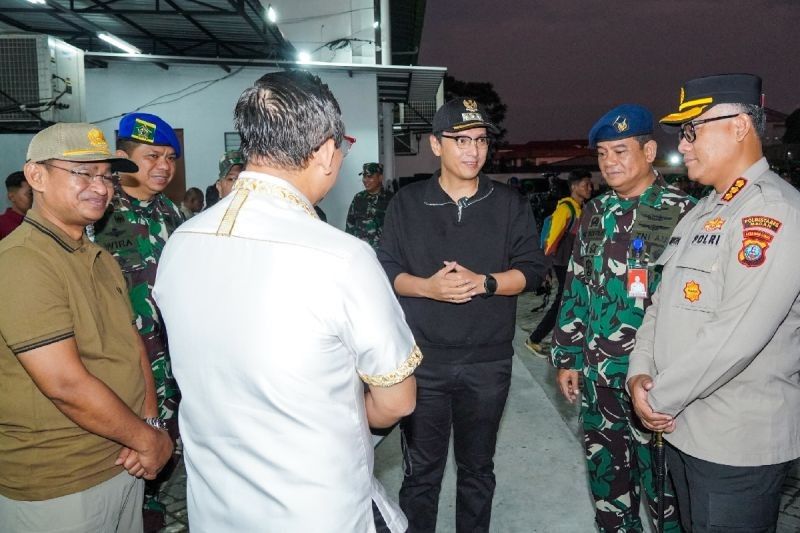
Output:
[627, 267, 649, 298]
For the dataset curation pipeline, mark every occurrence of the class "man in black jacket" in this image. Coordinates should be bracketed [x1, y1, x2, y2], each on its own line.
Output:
[378, 98, 547, 533]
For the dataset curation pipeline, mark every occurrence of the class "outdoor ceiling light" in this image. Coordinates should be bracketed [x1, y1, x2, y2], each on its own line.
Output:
[27, 0, 47, 5]
[97, 32, 141, 55]
[266, 5, 277, 23]
[297, 51, 312, 63]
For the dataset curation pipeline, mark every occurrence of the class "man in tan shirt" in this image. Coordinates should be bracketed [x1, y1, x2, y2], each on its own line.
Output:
[0, 123, 173, 533]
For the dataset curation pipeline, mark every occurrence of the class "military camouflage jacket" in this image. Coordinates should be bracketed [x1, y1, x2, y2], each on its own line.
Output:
[345, 189, 394, 249]
[92, 184, 183, 352]
[551, 176, 695, 389]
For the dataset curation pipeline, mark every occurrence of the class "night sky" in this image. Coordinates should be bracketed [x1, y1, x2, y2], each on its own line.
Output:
[419, 0, 800, 148]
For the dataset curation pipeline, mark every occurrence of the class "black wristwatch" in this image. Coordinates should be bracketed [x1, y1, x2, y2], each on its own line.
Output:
[144, 417, 168, 431]
[483, 274, 497, 298]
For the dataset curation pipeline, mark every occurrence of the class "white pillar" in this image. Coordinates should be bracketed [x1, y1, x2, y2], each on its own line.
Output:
[380, 0, 394, 188]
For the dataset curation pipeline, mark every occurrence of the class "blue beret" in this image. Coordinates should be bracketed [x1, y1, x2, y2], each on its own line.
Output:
[588, 104, 653, 148]
[118, 113, 181, 158]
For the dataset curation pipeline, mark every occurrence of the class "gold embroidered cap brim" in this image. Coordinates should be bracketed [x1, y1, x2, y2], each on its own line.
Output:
[659, 105, 707, 125]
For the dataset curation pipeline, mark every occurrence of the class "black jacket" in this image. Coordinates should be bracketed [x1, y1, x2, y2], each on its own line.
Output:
[378, 172, 547, 364]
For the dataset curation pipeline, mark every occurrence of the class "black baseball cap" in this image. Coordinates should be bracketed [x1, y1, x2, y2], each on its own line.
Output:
[432, 98, 499, 135]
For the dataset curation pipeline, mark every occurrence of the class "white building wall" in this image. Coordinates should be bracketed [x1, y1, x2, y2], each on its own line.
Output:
[0, 62, 380, 228]
[395, 134, 439, 180]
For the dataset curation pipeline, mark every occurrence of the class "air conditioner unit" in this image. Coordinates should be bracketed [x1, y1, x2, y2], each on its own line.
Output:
[0, 33, 86, 126]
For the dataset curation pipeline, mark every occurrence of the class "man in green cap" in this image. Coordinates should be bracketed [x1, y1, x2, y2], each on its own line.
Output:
[91, 112, 184, 532]
[216, 150, 244, 200]
[346, 162, 393, 249]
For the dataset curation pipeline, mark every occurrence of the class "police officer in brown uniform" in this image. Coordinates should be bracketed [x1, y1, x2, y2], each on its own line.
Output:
[628, 73, 800, 532]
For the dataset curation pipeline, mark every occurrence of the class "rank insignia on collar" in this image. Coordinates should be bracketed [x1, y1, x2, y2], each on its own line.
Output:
[703, 217, 725, 231]
[722, 178, 747, 202]
[683, 280, 701, 302]
[613, 115, 629, 133]
[463, 99, 478, 112]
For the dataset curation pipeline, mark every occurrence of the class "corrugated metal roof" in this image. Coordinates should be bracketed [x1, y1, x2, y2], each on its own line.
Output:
[0, 0, 292, 59]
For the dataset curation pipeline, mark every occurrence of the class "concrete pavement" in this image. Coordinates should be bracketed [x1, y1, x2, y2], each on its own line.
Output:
[161, 290, 800, 532]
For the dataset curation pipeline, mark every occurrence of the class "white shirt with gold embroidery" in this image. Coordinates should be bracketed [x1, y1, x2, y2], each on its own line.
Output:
[153, 171, 420, 533]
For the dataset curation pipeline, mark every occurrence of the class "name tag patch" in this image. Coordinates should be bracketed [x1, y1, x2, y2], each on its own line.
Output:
[691, 233, 721, 246]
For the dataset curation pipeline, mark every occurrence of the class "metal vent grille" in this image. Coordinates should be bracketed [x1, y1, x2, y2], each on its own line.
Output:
[0, 35, 50, 123]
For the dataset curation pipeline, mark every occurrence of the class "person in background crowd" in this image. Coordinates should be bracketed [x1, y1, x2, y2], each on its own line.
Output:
[551, 104, 694, 532]
[0, 171, 33, 239]
[346, 162, 393, 249]
[525, 170, 593, 357]
[216, 150, 243, 200]
[91, 112, 184, 533]
[179, 187, 204, 220]
[0, 122, 172, 533]
[628, 73, 800, 533]
[204, 183, 219, 209]
[379, 98, 547, 533]
[153, 70, 419, 533]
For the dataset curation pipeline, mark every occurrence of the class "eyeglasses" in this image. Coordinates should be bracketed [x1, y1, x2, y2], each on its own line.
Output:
[341, 135, 356, 158]
[679, 113, 748, 143]
[42, 162, 117, 186]
[440, 134, 491, 150]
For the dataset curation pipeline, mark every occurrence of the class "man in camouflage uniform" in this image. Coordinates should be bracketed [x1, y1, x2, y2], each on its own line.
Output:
[346, 162, 393, 249]
[551, 104, 695, 532]
[92, 112, 183, 533]
[216, 150, 243, 200]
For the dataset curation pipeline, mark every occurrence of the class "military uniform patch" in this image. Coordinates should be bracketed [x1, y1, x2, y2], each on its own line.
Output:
[613, 115, 629, 133]
[722, 178, 747, 202]
[131, 117, 157, 144]
[683, 280, 701, 302]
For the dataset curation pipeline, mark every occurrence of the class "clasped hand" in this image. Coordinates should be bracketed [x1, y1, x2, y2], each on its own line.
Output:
[426, 261, 482, 304]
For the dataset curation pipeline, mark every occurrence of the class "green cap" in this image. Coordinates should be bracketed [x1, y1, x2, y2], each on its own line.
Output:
[218, 150, 244, 179]
[26, 122, 138, 173]
[359, 162, 383, 176]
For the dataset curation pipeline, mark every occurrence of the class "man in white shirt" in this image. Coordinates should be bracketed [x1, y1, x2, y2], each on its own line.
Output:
[153, 71, 420, 533]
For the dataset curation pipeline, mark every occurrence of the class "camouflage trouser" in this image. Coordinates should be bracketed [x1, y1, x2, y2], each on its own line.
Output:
[142, 330, 180, 426]
[142, 330, 181, 524]
[581, 378, 682, 533]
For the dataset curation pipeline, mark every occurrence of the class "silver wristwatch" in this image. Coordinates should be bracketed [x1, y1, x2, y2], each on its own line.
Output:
[143, 417, 168, 431]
